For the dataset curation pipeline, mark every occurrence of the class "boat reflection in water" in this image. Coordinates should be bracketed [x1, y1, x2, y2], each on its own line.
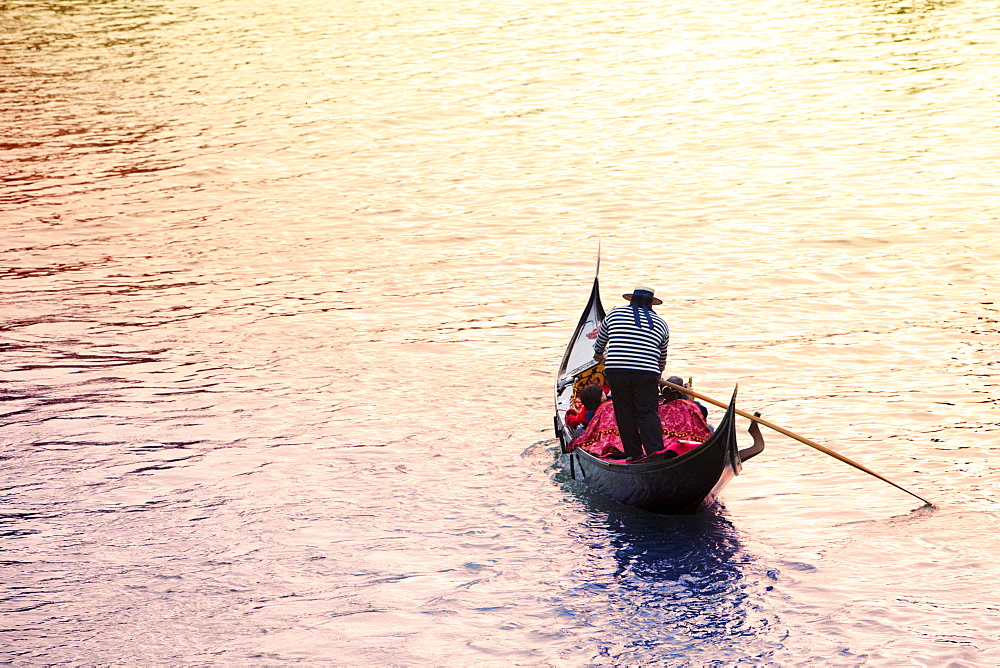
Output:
[565, 489, 779, 661]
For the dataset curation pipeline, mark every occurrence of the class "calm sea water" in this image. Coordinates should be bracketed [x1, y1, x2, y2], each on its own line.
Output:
[3, 0, 999, 664]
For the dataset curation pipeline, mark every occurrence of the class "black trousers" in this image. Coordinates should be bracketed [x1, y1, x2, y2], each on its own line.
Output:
[604, 369, 664, 459]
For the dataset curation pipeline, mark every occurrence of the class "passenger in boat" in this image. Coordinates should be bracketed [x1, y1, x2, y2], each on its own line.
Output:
[565, 384, 607, 432]
[592, 286, 669, 462]
[661, 375, 713, 430]
[569, 399, 625, 459]
[569, 382, 713, 461]
[656, 378, 713, 457]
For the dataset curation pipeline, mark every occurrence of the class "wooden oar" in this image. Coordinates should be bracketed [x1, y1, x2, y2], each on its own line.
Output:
[661, 380, 934, 507]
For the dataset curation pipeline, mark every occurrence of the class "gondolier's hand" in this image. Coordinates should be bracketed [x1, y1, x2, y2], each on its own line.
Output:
[593, 353, 606, 364]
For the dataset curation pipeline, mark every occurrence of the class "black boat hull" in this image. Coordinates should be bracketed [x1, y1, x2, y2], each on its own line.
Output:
[562, 394, 741, 515]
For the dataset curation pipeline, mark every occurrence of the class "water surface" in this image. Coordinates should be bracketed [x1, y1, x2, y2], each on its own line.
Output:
[2, 0, 999, 663]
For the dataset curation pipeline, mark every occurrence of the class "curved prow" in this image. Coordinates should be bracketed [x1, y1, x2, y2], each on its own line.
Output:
[739, 411, 766, 463]
[704, 386, 741, 475]
[555, 257, 606, 379]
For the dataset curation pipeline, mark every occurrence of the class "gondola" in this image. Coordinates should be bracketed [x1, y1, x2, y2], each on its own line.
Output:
[553, 268, 764, 515]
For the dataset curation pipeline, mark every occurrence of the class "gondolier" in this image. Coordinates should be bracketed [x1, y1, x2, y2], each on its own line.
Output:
[593, 286, 670, 462]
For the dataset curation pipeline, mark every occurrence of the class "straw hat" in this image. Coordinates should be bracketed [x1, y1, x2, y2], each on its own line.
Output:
[621, 286, 662, 305]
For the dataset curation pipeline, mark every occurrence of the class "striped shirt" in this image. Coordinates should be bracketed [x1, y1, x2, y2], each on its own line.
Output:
[593, 306, 669, 374]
